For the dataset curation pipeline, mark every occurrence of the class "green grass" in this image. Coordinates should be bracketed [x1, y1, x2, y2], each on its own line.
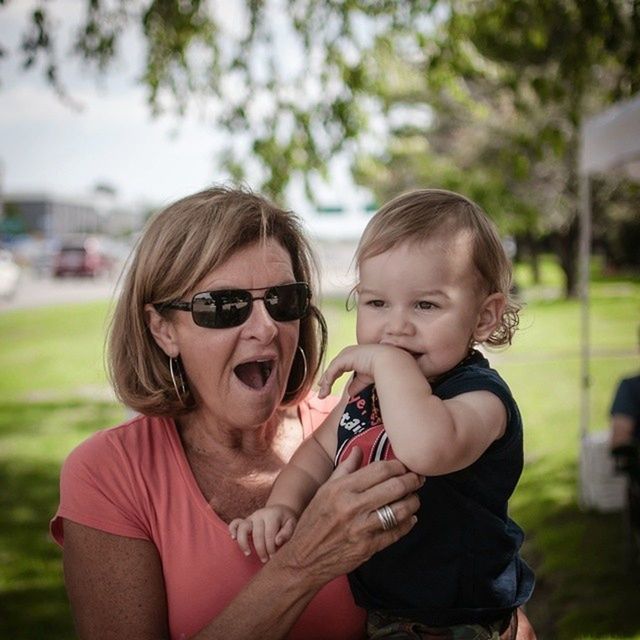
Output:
[0, 300, 127, 638]
[0, 300, 114, 398]
[1, 259, 639, 639]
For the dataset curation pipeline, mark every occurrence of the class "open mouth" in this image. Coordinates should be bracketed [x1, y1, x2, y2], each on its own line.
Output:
[234, 359, 275, 390]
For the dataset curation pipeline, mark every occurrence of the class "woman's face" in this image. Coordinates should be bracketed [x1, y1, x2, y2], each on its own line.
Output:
[166, 239, 301, 433]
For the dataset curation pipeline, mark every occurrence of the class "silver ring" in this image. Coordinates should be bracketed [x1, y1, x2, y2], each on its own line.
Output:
[375, 504, 398, 531]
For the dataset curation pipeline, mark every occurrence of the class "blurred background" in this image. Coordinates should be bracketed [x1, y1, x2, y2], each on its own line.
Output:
[1, 1, 639, 638]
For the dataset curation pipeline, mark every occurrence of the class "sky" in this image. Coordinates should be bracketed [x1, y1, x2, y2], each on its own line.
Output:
[0, 1, 373, 219]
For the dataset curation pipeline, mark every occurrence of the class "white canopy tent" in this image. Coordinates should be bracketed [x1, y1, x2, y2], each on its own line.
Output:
[577, 93, 640, 511]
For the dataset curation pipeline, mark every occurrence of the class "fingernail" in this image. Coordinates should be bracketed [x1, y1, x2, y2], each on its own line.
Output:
[244, 550, 251, 556]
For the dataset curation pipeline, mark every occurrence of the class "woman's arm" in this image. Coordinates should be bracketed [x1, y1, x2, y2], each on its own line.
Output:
[63, 452, 422, 640]
[63, 521, 169, 639]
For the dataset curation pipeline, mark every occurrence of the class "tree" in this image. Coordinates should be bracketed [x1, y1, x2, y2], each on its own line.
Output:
[9, 0, 411, 200]
[356, 0, 640, 296]
[5, 0, 640, 295]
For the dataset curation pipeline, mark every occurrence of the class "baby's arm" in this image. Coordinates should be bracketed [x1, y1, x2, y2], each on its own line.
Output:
[319, 345, 506, 476]
[229, 399, 343, 562]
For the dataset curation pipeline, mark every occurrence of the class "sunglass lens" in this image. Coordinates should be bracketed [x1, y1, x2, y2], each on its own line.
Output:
[192, 290, 252, 328]
[266, 284, 310, 321]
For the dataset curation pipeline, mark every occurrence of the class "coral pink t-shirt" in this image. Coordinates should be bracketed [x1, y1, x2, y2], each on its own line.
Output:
[51, 395, 365, 640]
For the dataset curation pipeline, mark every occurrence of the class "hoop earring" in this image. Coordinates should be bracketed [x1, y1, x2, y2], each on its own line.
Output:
[288, 346, 308, 396]
[169, 356, 189, 407]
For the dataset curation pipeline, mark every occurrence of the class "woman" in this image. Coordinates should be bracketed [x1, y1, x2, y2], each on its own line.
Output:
[50, 186, 422, 639]
[50, 186, 535, 639]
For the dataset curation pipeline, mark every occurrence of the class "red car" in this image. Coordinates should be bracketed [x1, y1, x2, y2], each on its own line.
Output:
[53, 237, 112, 278]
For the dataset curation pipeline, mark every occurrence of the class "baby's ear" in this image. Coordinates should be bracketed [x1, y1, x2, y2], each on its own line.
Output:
[473, 293, 506, 343]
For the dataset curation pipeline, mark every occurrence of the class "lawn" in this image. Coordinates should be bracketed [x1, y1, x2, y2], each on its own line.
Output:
[1, 258, 639, 639]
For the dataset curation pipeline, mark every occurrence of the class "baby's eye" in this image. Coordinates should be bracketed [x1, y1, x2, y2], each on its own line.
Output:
[366, 299, 386, 308]
[417, 300, 436, 310]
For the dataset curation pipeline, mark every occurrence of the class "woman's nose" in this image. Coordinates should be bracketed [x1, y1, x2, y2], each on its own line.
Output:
[242, 299, 279, 341]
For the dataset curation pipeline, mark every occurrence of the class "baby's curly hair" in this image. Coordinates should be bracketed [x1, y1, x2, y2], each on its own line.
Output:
[355, 189, 521, 347]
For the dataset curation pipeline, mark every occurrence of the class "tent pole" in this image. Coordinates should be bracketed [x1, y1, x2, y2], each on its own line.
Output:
[578, 174, 591, 440]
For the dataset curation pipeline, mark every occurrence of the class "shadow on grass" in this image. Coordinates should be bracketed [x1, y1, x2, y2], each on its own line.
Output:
[516, 457, 640, 639]
[0, 460, 75, 639]
[0, 399, 125, 640]
[0, 399, 121, 437]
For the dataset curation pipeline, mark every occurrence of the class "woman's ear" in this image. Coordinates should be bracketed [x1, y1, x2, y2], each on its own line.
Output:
[473, 293, 506, 342]
[144, 304, 179, 358]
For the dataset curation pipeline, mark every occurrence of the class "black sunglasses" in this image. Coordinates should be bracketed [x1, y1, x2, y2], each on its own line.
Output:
[155, 282, 311, 329]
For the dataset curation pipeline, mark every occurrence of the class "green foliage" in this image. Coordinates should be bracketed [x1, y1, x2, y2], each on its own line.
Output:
[354, 0, 640, 296]
[7, 2, 639, 187]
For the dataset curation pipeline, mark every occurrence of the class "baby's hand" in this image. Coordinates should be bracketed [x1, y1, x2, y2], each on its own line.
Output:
[229, 505, 298, 563]
[318, 344, 407, 398]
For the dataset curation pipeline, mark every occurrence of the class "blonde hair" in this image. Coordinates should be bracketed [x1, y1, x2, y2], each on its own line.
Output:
[107, 186, 327, 416]
[355, 188, 520, 346]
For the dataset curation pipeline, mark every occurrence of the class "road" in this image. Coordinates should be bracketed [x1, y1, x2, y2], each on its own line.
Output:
[0, 270, 121, 312]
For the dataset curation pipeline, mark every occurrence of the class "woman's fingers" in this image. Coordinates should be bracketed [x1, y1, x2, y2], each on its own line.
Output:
[274, 518, 296, 547]
[330, 455, 423, 499]
[368, 494, 420, 533]
[272, 457, 423, 588]
[372, 508, 418, 551]
[328, 455, 422, 535]
[329, 446, 363, 480]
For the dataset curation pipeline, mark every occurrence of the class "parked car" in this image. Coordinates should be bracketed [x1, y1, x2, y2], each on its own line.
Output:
[53, 237, 113, 278]
[0, 250, 21, 299]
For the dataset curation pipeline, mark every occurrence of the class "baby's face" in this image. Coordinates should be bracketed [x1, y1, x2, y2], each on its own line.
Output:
[355, 232, 490, 380]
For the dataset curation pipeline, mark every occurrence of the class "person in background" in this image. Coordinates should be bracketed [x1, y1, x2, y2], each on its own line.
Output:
[50, 186, 424, 640]
[609, 325, 640, 451]
[231, 189, 535, 639]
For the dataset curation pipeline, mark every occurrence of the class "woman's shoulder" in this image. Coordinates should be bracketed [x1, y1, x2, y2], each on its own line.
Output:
[64, 413, 175, 470]
[52, 414, 178, 544]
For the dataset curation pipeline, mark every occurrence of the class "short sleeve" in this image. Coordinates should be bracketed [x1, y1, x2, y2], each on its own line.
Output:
[610, 377, 640, 418]
[50, 428, 151, 545]
[434, 364, 522, 453]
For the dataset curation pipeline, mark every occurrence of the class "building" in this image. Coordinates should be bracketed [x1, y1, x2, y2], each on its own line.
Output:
[3, 192, 100, 238]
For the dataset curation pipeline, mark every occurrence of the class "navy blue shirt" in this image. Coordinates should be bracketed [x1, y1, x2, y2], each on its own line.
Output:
[337, 350, 535, 625]
[610, 374, 640, 440]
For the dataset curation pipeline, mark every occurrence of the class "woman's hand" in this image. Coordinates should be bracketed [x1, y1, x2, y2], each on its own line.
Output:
[271, 447, 423, 587]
